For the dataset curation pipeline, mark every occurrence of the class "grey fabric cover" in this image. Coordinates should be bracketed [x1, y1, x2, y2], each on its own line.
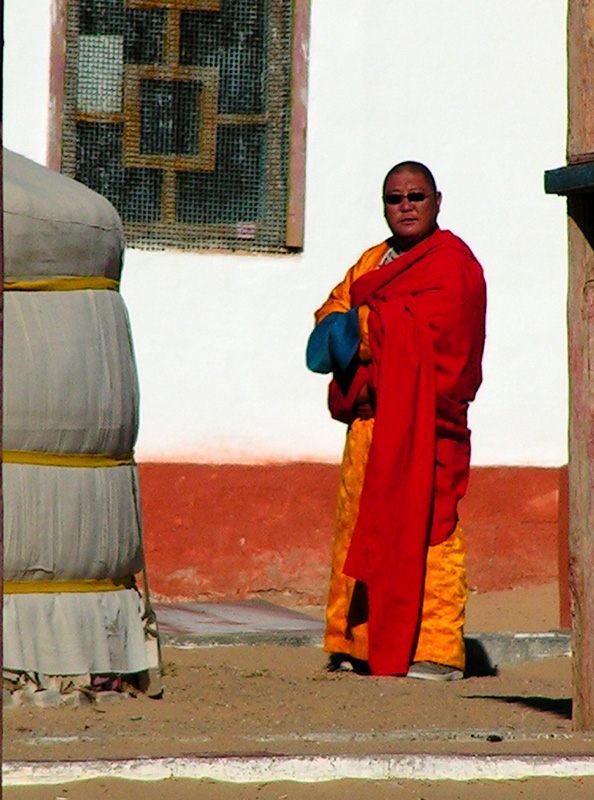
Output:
[4, 291, 139, 454]
[3, 149, 148, 677]
[3, 463, 143, 580]
[4, 592, 147, 675]
[3, 150, 123, 281]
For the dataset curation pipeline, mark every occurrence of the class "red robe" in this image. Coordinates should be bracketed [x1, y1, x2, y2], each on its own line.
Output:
[336, 228, 486, 676]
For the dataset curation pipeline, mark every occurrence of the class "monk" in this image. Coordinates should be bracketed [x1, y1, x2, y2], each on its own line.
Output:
[307, 161, 486, 679]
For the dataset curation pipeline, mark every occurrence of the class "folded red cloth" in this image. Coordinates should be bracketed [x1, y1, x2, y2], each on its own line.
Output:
[342, 228, 486, 676]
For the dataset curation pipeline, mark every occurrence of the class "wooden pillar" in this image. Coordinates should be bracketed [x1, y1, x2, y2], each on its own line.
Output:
[567, 194, 594, 730]
[567, 0, 594, 731]
[567, 1, 594, 161]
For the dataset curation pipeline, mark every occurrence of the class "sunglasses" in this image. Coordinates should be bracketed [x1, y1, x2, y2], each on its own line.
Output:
[384, 192, 432, 205]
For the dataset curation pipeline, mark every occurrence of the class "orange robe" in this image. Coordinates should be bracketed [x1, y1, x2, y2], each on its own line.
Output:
[315, 230, 485, 674]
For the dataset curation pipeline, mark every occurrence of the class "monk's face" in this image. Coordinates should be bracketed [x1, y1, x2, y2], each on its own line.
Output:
[383, 169, 442, 250]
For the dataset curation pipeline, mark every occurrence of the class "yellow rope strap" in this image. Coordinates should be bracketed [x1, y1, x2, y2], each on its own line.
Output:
[4, 277, 120, 292]
[3, 451, 134, 468]
[4, 576, 136, 594]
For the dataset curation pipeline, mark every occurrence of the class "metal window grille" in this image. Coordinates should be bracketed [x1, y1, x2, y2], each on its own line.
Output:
[61, 0, 295, 252]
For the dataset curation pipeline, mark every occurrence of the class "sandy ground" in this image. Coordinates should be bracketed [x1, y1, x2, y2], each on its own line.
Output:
[5, 583, 592, 800]
[4, 648, 581, 761]
[5, 776, 594, 800]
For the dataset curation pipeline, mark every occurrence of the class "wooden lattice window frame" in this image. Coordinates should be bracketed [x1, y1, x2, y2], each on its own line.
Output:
[49, 0, 309, 252]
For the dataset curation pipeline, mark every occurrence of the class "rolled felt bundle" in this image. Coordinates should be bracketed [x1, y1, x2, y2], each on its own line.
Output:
[2, 149, 157, 684]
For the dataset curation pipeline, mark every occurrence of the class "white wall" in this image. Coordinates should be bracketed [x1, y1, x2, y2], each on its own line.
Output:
[4, 0, 569, 466]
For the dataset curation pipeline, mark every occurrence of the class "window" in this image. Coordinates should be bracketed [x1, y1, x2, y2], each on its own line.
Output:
[52, 0, 308, 252]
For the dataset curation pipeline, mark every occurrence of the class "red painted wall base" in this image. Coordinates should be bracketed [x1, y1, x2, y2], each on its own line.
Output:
[138, 463, 566, 610]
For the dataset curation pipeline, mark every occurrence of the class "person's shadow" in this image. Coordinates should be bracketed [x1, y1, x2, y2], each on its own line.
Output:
[462, 636, 572, 720]
[463, 636, 498, 677]
[462, 694, 572, 720]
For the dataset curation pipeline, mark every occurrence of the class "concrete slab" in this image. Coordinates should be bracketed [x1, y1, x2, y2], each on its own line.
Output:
[466, 631, 571, 670]
[153, 600, 570, 670]
[154, 599, 325, 647]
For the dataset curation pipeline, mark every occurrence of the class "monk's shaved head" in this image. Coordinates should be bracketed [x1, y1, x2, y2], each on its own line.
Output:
[383, 161, 437, 196]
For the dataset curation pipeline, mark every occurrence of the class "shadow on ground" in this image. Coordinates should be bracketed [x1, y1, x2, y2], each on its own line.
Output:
[463, 694, 572, 720]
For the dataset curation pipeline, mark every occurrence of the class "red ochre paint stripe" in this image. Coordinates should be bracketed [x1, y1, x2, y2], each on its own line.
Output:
[136, 464, 565, 613]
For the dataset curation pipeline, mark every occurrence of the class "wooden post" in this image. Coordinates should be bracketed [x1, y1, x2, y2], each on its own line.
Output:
[568, 1, 594, 162]
[566, 0, 594, 731]
[567, 194, 594, 730]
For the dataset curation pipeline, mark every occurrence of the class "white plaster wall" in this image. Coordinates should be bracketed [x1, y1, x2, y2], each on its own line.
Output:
[4, 0, 569, 466]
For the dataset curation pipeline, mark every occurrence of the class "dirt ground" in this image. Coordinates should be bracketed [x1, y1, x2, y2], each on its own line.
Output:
[4, 584, 594, 800]
[5, 776, 594, 800]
